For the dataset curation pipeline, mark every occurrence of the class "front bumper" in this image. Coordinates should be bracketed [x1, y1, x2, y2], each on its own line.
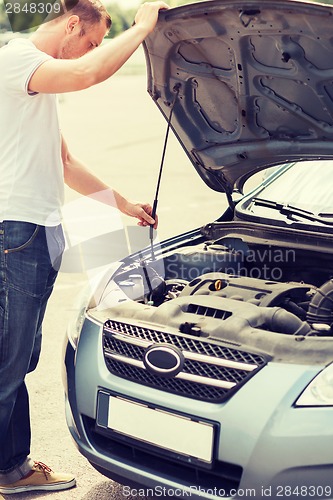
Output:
[63, 318, 333, 500]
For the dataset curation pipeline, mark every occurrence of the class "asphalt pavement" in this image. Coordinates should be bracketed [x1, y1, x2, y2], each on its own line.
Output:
[3, 47, 225, 500]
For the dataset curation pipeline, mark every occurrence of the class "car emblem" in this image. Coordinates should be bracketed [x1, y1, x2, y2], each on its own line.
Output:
[143, 344, 184, 378]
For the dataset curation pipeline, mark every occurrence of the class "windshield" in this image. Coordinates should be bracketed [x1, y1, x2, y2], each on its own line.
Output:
[238, 160, 333, 225]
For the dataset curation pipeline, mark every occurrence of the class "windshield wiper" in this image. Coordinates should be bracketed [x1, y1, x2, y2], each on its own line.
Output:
[252, 198, 333, 226]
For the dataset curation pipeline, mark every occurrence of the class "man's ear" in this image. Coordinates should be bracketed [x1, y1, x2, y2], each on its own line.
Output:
[66, 15, 80, 34]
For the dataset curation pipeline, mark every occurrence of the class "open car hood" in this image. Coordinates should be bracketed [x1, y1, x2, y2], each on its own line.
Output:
[143, 0, 333, 193]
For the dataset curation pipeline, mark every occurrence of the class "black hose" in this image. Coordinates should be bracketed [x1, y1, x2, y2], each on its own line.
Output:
[266, 308, 312, 336]
[306, 279, 333, 325]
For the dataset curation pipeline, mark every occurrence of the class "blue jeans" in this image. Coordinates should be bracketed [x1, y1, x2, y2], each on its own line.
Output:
[0, 221, 65, 483]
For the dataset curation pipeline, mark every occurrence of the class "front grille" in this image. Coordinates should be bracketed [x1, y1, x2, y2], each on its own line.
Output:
[103, 319, 267, 403]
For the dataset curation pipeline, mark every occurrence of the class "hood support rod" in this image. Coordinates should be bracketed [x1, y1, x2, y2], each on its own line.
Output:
[150, 83, 181, 260]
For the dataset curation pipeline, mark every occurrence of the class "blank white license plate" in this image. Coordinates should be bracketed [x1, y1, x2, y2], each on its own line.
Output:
[107, 396, 214, 463]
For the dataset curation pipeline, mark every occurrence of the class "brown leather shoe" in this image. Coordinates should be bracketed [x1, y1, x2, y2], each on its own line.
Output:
[0, 461, 76, 494]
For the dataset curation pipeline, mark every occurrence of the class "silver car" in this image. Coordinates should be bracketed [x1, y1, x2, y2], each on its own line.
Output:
[63, 1, 333, 498]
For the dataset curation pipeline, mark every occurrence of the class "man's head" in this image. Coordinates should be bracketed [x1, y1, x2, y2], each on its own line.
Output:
[64, 0, 112, 34]
[61, 0, 112, 58]
[38, 0, 112, 59]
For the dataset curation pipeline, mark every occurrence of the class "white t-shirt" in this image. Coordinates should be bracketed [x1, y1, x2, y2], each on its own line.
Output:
[0, 38, 64, 226]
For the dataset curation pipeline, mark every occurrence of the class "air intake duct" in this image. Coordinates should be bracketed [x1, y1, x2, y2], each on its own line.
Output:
[307, 279, 333, 327]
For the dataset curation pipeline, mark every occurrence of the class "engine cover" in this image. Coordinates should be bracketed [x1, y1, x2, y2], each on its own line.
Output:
[179, 272, 311, 308]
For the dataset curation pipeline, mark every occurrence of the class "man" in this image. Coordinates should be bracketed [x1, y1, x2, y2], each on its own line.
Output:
[0, 0, 169, 494]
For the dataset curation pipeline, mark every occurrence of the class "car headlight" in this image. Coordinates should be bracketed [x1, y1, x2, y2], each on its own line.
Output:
[66, 286, 91, 349]
[68, 306, 86, 349]
[295, 363, 333, 406]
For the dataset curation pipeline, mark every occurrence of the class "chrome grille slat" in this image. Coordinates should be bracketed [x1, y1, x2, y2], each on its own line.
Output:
[183, 351, 256, 371]
[103, 319, 267, 403]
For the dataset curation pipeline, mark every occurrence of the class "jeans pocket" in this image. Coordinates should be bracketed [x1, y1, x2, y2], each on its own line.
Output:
[3, 222, 52, 298]
[4, 223, 40, 254]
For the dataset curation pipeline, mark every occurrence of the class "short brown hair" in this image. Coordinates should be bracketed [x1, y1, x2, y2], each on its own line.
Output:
[64, 0, 112, 32]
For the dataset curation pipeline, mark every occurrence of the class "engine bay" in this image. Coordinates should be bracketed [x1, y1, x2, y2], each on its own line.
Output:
[94, 226, 333, 354]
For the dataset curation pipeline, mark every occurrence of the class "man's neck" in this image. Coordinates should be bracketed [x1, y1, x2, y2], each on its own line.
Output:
[30, 23, 62, 58]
